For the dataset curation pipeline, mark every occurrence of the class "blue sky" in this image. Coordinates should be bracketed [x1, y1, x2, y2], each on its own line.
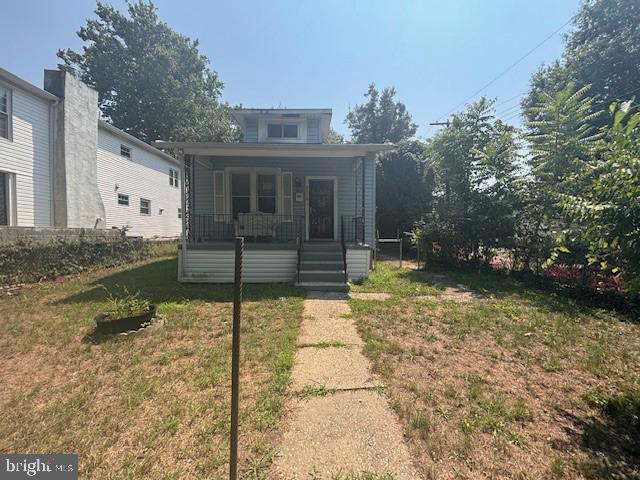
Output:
[2, 0, 581, 138]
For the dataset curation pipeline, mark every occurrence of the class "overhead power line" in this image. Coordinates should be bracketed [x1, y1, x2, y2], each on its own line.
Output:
[433, 15, 575, 122]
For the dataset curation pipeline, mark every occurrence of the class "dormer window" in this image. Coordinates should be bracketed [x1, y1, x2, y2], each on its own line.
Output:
[267, 123, 298, 139]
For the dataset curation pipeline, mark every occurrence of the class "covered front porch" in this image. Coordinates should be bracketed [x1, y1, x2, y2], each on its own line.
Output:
[156, 142, 392, 285]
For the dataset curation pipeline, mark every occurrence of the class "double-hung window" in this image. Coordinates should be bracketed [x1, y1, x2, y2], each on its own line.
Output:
[0, 86, 11, 140]
[222, 170, 293, 220]
[169, 168, 179, 187]
[120, 144, 131, 159]
[267, 123, 298, 139]
[117, 193, 129, 206]
[231, 173, 250, 219]
[257, 174, 276, 214]
[140, 198, 151, 215]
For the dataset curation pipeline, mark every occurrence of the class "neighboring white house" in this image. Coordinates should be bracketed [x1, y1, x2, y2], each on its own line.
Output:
[0, 66, 181, 239]
[97, 121, 181, 238]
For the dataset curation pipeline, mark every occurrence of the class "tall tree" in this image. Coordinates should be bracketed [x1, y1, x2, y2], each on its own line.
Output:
[58, 1, 238, 143]
[346, 84, 417, 143]
[376, 140, 432, 237]
[420, 98, 520, 263]
[523, 0, 640, 128]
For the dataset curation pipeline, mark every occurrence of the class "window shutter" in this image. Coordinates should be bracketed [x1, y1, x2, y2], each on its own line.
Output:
[282, 172, 293, 220]
[214, 171, 226, 219]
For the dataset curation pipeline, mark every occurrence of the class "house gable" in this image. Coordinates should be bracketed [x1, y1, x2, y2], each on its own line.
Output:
[231, 108, 332, 144]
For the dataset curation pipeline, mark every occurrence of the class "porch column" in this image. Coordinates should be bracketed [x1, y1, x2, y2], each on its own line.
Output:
[184, 153, 194, 244]
[361, 156, 366, 243]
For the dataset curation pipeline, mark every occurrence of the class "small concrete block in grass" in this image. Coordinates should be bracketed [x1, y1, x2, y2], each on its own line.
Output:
[349, 292, 392, 301]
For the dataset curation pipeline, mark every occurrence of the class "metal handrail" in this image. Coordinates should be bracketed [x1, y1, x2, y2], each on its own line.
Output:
[341, 216, 348, 283]
[192, 214, 303, 243]
[297, 217, 303, 284]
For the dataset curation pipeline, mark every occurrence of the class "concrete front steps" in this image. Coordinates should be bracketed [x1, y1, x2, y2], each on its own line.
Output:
[296, 242, 348, 292]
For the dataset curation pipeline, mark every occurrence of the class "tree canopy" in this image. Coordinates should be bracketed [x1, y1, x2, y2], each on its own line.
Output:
[523, 0, 640, 128]
[346, 84, 417, 143]
[58, 1, 238, 143]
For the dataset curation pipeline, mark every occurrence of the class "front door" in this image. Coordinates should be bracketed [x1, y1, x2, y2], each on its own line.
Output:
[308, 179, 334, 239]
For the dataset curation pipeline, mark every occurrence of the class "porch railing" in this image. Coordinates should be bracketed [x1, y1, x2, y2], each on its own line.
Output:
[341, 215, 365, 245]
[192, 214, 304, 243]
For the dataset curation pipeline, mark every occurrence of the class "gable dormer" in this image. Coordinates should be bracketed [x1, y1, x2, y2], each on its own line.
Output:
[231, 108, 332, 144]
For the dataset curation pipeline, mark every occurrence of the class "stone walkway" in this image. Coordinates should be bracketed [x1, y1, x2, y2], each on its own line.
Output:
[271, 291, 418, 479]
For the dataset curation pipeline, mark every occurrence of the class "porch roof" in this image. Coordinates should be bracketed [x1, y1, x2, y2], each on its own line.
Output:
[152, 141, 394, 158]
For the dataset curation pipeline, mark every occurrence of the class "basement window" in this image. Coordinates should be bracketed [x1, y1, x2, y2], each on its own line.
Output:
[140, 198, 151, 215]
[120, 144, 131, 159]
[117, 193, 129, 206]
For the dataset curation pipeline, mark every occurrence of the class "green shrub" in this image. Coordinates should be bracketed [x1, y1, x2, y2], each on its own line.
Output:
[0, 237, 176, 285]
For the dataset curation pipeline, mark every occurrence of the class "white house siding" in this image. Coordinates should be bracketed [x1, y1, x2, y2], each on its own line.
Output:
[0, 87, 52, 226]
[193, 155, 376, 246]
[96, 127, 181, 238]
[180, 248, 297, 283]
[346, 247, 371, 281]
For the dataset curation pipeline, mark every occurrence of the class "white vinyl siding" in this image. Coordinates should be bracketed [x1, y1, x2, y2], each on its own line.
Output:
[180, 248, 297, 283]
[346, 248, 371, 281]
[97, 127, 181, 238]
[0, 85, 52, 226]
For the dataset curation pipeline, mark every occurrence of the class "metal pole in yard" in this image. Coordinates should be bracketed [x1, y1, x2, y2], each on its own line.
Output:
[398, 228, 403, 268]
[229, 236, 244, 480]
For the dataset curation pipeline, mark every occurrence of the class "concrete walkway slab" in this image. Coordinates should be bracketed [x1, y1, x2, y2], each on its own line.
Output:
[272, 391, 417, 479]
[297, 316, 363, 346]
[271, 290, 418, 479]
[290, 347, 382, 391]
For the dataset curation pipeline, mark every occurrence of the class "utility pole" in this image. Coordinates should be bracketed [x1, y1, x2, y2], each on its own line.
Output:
[429, 121, 451, 127]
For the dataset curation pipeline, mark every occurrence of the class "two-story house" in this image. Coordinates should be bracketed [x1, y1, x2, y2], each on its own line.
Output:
[0, 66, 181, 238]
[156, 108, 392, 289]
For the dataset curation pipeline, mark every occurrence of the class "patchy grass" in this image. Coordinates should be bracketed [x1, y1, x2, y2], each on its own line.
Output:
[350, 262, 441, 297]
[295, 384, 336, 399]
[0, 256, 304, 479]
[351, 261, 640, 479]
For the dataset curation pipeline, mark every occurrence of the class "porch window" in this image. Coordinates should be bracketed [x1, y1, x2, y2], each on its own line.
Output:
[257, 174, 276, 213]
[231, 173, 250, 219]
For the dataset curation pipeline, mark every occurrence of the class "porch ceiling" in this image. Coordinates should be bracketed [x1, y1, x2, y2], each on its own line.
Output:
[153, 141, 394, 158]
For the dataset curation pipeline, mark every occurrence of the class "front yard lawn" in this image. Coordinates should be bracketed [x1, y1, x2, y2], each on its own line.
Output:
[0, 257, 304, 479]
[351, 262, 640, 479]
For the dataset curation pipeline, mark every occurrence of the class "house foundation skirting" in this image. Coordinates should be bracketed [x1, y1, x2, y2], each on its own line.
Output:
[178, 244, 372, 283]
